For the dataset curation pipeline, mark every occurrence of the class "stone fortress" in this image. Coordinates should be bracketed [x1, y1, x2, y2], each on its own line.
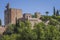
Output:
[0, 3, 49, 35]
[4, 3, 42, 27]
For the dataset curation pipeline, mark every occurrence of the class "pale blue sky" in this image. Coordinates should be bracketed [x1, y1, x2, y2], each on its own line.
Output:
[0, 0, 60, 25]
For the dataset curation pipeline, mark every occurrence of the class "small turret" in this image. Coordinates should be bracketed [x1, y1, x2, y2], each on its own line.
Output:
[35, 12, 41, 19]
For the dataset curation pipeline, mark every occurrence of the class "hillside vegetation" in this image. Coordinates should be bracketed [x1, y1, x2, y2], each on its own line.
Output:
[1, 16, 60, 40]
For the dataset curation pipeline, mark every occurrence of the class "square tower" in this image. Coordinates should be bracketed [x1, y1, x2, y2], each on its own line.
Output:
[4, 3, 22, 25]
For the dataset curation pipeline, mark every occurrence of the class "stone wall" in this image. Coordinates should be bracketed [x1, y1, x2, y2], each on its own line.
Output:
[0, 26, 6, 35]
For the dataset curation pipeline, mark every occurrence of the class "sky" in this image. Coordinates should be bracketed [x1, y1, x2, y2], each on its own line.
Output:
[0, 0, 60, 25]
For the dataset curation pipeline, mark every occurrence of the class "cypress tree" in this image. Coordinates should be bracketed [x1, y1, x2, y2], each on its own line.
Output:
[56, 10, 59, 16]
[53, 7, 56, 16]
[0, 19, 2, 25]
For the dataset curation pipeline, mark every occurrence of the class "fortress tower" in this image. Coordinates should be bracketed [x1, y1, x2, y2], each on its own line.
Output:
[4, 3, 22, 25]
[35, 12, 41, 18]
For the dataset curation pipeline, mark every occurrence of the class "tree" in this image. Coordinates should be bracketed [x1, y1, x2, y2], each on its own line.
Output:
[56, 10, 59, 16]
[34, 22, 45, 40]
[49, 18, 60, 26]
[14, 21, 36, 40]
[3, 24, 16, 35]
[1, 20, 60, 40]
[53, 7, 56, 16]
[0, 19, 2, 25]
[1, 34, 20, 40]
[45, 11, 49, 16]
[1, 35, 10, 40]
[47, 25, 60, 40]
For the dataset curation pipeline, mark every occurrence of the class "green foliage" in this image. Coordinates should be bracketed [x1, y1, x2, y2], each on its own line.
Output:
[49, 18, 60, 26]
[3, 24, 16, 35]
[34, 22, 45, 40]
[1, 18, 60, 40]
[1, 34, 20, 40]
[52, 16, 60, 22]
[41, 16, 51, 21]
